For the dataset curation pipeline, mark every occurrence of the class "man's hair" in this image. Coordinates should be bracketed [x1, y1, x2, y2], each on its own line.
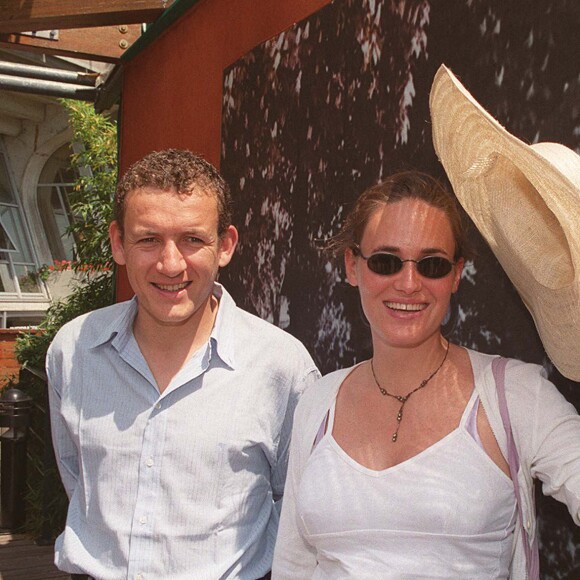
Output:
[115, 149, 232, 235]
[327, 170, 469, 261]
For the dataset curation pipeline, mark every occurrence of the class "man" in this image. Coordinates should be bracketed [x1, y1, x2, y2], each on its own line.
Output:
[47, 149, 319, 580]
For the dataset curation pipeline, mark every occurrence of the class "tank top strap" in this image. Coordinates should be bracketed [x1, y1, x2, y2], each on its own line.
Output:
[461, 388, 485, 450]
[312, 400, 336, 452]
[459, 387, 479, 426]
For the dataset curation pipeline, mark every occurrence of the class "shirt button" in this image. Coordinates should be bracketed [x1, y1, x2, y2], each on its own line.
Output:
[146, 458, 154, 467]
[136, 575, 143, 580]
[155, 402, 161, 409]
[139, 516, 147, 525]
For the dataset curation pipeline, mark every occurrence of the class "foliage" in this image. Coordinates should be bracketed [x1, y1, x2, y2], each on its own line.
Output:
[63, 100, 117, 270]
[14, 100, 116, 540]
[0, 371, 18, 392]
[36, 259, 111, 283]
[15, 273, 113, 370]
[16, 98, 116, 371]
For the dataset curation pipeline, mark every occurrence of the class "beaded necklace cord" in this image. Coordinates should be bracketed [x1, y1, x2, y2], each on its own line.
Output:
[370, 339, 450, 442]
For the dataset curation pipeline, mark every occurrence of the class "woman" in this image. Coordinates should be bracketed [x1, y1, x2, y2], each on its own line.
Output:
[272, 171, 580, 578]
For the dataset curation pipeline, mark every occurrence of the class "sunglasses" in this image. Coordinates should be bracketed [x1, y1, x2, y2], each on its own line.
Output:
[352, 246, 456, 279]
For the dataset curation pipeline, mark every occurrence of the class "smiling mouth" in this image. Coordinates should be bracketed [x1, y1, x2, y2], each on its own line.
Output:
[153, 282, 190, 292]
[385, 301, 427, 312]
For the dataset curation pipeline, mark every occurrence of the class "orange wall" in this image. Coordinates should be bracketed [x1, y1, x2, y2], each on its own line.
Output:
[118, 0, 330, 301]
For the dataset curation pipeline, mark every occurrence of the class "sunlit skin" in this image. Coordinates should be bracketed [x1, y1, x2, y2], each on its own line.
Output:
[335, 198, 509, 474]
[345, 198, 464, 355]
[109, 187, 237, 389]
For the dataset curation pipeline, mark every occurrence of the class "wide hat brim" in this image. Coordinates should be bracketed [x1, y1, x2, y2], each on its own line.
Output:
[430, 65, 580, 381]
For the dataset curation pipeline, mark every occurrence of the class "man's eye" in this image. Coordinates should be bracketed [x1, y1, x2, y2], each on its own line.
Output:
[139, 237, 157, 244]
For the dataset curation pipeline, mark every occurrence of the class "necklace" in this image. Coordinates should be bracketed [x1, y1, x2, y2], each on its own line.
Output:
[370, 339, 450, 443]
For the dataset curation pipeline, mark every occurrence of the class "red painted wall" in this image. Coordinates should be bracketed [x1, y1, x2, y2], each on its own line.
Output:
[117, 0, 330, 301]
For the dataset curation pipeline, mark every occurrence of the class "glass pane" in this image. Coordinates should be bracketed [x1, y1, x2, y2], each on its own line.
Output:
[38, 143, 75, 185]
[53, 191, 75, 261]
[7, 314, 44, 328]
[0, 154, 16, 204]
[0, 260, 17, 293]
[56, 163, 77, 184]
[38, 145, 77, 262]
[15, 264, 43, 294]
[38, 185, 75, 261]
[0, 221, 17, 251]
[0, 205, 33, 262]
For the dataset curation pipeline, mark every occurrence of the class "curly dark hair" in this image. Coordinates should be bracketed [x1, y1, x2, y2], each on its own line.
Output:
[115, 149, 232, 235]
[327, 171, 469, 261]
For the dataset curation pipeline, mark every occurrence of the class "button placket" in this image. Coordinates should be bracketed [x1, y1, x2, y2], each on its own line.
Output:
[127, 400, 166, 578]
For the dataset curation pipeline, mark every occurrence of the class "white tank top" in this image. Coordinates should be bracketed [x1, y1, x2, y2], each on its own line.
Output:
[296, 389, 517, 579]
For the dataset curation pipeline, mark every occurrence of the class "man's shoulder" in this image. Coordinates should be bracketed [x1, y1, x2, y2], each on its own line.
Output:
[224, 304, 317, 376]
[232, 305, 308, 349]
[50, 300, 132, 351]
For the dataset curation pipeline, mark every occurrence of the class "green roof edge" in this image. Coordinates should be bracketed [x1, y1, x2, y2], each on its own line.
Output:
[122, 0, 201, 62]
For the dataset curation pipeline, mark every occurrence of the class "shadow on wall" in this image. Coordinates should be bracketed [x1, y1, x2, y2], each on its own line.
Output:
[219, 0, 580, 577]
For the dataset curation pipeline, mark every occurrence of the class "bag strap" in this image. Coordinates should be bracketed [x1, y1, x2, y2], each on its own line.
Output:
[492, 357, 540, 579]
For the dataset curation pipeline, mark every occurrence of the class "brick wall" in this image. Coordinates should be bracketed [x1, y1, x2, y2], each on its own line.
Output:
[0, 329, 23, 384]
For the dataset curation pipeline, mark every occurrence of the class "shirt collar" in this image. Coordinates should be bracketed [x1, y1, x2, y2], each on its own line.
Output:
[209, 282, 237, 370]
[87, 283, 238, 370]
[88, 296, 139, 349]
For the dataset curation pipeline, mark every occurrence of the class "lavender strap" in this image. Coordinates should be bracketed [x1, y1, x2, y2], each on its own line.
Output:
[492, 357, 540, 579]
[312, 411, 329, 451]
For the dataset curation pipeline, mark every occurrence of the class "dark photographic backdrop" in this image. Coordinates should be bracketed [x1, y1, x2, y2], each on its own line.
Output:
[219, 0, 580, 576]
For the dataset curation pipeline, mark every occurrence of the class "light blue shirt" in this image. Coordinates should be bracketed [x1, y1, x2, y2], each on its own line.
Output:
[47, 283, 319, 580]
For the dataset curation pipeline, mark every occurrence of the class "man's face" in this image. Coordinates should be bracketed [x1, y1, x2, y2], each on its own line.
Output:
[109, 187, 237, 336]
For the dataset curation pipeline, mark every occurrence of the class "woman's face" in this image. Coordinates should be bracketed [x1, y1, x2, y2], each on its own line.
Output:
[345, 198, 464, 351]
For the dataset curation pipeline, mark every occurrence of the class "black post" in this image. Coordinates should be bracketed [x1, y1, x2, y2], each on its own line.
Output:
[0, 388, 33, 530]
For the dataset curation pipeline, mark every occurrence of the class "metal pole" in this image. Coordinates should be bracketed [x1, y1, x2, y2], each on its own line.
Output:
[0, 74, 96, 101]
[0, 61, 98, 86]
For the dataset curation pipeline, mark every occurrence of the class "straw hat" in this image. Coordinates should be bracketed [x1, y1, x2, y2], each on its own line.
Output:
[430, 64, 580, 381]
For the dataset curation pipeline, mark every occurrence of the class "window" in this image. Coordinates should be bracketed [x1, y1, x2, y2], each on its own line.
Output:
[0, 151, 44, 296]
[37, 143, 77, 262]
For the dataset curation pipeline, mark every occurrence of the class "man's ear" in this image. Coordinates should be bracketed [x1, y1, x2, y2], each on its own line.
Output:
[218, 225, 238, 268]
[344, 248, 358, 287]
[109, 221, 126, 266]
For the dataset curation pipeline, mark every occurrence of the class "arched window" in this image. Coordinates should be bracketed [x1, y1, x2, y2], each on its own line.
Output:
[36, 143, 77, 262]
[0, 150, 44, 296]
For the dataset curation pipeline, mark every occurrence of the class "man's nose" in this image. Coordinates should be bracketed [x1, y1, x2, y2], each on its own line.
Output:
[157, 241, 186, 276]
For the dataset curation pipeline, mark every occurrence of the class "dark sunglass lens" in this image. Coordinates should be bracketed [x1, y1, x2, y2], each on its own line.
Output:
[367, 254, 402, 275]
[418, 257, 453, 278]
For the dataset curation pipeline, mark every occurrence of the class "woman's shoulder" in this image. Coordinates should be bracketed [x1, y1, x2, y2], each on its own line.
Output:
[466, 347, 545, 385]
[300, 365, 355, 404]
[466, 347, 573, 417]
[293, 364, 360, 429]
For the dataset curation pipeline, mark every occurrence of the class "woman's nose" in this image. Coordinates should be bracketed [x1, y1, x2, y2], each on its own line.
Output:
[157, 242, 186, 276]
[393, 261, 423, 293]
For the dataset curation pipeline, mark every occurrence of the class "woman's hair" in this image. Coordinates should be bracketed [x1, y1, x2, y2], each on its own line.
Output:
[327, 171, 469, 260]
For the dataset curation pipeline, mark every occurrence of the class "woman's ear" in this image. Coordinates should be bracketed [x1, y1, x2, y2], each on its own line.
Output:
[344, 248, 359, 287]
[452, 257, 464, 293]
